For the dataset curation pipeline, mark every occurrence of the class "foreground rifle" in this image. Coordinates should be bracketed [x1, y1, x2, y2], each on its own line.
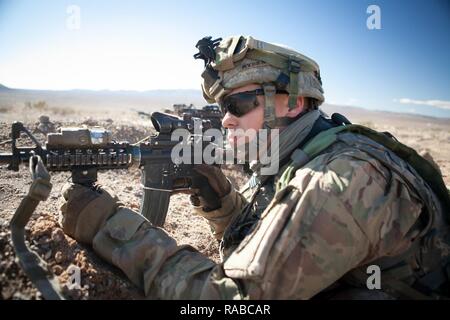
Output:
[1, 111, 219, 225]
[0, 112, 220, 299]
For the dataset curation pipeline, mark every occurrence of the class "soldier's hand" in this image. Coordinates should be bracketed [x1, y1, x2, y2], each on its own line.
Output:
[60, 183, 122, 245]
[190, 164, 231, 211]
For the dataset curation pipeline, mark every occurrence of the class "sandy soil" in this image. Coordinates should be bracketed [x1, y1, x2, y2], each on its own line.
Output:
[0, 103, 448, 299]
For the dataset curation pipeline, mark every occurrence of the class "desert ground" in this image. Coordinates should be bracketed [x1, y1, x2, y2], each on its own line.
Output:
[0, 101, 449, 299]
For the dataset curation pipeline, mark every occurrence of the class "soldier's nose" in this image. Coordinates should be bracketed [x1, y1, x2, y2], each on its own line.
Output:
[222, 112, 238, 129]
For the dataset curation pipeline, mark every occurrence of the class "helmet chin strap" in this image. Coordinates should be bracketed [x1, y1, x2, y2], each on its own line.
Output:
[262, 83, 299, 129]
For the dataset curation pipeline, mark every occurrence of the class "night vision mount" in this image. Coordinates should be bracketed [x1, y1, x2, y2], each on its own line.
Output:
[193, 36, 222, 66]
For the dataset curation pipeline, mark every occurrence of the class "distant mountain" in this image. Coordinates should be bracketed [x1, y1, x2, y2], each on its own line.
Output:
[321, 103, 450, 126]
[0, 85, 448, 123]
[0, 84, 11, 91]
[0, 86, 206, 112]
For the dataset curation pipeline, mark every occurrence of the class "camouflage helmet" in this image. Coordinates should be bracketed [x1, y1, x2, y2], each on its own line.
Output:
[194, 35, 324, 127]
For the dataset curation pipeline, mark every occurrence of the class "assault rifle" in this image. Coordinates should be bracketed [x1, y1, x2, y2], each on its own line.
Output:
[0, 111, 220, 226]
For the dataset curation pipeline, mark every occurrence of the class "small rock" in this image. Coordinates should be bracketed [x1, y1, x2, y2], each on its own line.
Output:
[51, 229, 65, 242]
[2, 288, 13, 300]
[125, 186, 133, 191]
[129, 203, 139, 210]
[52, 265, 63, 275]
[12, 292, 28, 300]
[54, 251, 64, 263]
[44, 250, 52, 260]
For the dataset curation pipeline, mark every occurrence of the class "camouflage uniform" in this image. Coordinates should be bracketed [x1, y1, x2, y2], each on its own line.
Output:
[60, 36, 449, 299]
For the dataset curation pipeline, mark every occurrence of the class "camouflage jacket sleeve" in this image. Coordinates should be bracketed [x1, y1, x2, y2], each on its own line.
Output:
[91, 206, 244, 299]
[90, 150, 423, 299]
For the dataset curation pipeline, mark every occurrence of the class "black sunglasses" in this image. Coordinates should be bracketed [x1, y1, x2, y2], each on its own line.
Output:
[219, 89, 288, 117]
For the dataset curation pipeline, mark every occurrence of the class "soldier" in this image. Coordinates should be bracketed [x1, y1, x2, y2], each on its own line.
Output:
[59, 36, 450, 299]
[36, 115, 56, 135]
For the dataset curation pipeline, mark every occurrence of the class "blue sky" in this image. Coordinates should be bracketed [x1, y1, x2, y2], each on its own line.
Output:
[0, 0, 449, 117]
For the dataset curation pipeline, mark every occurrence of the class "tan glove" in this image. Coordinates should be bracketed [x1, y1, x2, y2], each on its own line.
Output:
[190, 164, 231, 211]
[60, 183, 122, 245]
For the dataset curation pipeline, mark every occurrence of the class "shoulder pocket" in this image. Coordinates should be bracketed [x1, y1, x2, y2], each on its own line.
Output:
[223, 187, 301, 280]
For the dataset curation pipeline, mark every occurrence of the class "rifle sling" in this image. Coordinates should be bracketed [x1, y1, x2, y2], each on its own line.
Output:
[10, 155, 65, 300]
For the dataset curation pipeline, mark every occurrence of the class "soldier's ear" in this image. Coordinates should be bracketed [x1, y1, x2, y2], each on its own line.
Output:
[285, 96, 305, 118]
